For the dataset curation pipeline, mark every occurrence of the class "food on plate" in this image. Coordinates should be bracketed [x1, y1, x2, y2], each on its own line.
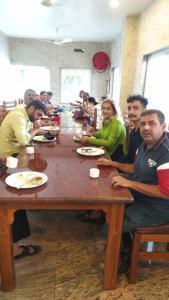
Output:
[44, 131, 55, 140]
[17, 173, 43, 186]
[30, 176, 43, 185]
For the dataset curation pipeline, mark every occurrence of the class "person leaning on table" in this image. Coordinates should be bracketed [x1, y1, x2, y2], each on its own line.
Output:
[80, 98, 126, 161]
[0, 100, 47, 259]
[97, 109, 169, 272]
[0, 100, 46, 157]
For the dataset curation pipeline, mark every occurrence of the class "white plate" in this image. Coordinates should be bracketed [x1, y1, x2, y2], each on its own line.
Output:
[41, 126, 59, 131]
[5, 171, 48, 189]
[76, 147, 105, 156]
[41, 115, 49, 119]
[33, 135, 56, 142]
[73, 135, 82, 141]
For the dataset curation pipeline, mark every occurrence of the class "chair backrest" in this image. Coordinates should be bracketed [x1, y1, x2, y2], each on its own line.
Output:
[18, 98, 24, 104]
[3, 100, 17, 109]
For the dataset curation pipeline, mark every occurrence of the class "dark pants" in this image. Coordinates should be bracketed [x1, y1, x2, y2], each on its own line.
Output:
[111, 144, 124, 161]
[12, 210, 30, 243]
[99, 201, 169, 253]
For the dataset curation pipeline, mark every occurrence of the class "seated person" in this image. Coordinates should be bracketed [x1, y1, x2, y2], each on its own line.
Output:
[77, 99, 126, 224]
[24, 89, 36, 105]
[80, 99, 126, 161]
[73, 91, 89, 120]
[97, 109, 169, 272]
[84, 97, 98, 127]
[47, 91, 53, 104]
[0, 100, 46, 157]
[0, 105, 7, 125]
[13, 210, 41, 259]
[0, 159, 40, 259]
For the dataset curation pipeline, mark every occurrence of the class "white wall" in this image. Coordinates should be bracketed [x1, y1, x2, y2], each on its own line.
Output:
[9, 38, 111, 103]
[0, 31, 10, 102]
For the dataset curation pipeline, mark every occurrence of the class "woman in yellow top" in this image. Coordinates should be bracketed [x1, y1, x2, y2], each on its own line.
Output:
[80, 98, 126, 160]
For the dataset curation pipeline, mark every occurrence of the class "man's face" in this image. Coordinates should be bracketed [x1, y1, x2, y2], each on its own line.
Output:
[140, 113, 166, 146]
[127, 100, 145, 122]
[28, 107, 44, 122]
[40, 93, 48, 102]
[24, 91, 36, 105]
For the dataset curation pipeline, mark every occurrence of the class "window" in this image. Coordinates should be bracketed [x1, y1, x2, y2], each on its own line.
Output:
[60, 68, 91, 103]
[5, 65, 50, 100]
[144, 50, 169, 125]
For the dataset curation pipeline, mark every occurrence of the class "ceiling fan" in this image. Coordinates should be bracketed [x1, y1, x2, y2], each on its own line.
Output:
[41, 0, 67, 8]
[40, 27, 73, 45]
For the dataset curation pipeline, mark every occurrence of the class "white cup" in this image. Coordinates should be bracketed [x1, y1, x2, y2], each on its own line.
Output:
[6, 156, 18, 168]
[89, 168, 100, 178]
[26, 146, 34, 155]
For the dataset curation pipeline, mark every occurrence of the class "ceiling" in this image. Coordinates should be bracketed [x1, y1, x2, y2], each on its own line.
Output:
[0, 0, 153, 42]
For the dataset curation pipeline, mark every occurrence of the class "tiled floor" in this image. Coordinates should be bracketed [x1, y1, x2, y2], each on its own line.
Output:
[0, 210, 169, 300]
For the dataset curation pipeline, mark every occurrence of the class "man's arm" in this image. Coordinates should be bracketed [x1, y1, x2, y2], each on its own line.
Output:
[112, 176, 169, 199]
[97, 158, 134, 174]
[29, 120, 42, 138]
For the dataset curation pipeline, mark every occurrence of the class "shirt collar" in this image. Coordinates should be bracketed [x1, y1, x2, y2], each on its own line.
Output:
[143, 131, 168, 151]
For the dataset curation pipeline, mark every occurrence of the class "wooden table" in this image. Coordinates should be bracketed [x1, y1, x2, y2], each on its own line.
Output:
[0, 124, 133, 292]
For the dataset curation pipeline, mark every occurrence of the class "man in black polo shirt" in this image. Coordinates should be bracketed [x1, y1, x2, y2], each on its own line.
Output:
[113, 109, 169, 231]
[97, 109, 169, 271]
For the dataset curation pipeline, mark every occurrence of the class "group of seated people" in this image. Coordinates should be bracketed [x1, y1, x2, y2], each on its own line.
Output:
[0, 91, 169, 276]
[72, 90, 98, 126]
[77, 94, 169, 273]
[0, 89, 57, 126]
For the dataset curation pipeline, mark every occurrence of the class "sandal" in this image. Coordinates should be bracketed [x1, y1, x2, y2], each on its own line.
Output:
[15, 244, 41, 260]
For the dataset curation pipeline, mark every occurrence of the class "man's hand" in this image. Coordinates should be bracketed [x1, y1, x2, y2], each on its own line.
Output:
[80, 136, 90, 143]
[97, 158, 112, 166]
[33, 120, 41, 130]
[112, 175, 131, 188]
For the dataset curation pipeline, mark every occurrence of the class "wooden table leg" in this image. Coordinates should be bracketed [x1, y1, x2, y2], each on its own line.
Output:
[0, 208, 15, 291]
[104, 204, 124, 289]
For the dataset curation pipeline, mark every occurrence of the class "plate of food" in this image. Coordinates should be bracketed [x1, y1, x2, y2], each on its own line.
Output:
[41, 126, 59, 131]
[41, 115, 50, 119]
[73, 135, 82, 142]
[76, 147, 105, 156]
[33, 135, 56, 142]
[5, 171, 48, 189]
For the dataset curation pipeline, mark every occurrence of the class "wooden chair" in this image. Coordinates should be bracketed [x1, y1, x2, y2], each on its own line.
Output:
[18, 98, 24, 104]
[129, 224, 169, 283]
[3, 100, 17, 109]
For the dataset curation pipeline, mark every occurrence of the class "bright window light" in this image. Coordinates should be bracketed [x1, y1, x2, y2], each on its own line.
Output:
[144, 51, 169, 126]
[61, 68, 91, 103]
[1, 65, 50, 102]
[110, 0, 120, 8]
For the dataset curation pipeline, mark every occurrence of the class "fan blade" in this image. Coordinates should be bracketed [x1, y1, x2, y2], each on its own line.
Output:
[41, 0, 68, 8]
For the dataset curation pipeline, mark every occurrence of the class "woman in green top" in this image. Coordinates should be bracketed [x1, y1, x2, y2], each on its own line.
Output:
[80, 98, 126, 160]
